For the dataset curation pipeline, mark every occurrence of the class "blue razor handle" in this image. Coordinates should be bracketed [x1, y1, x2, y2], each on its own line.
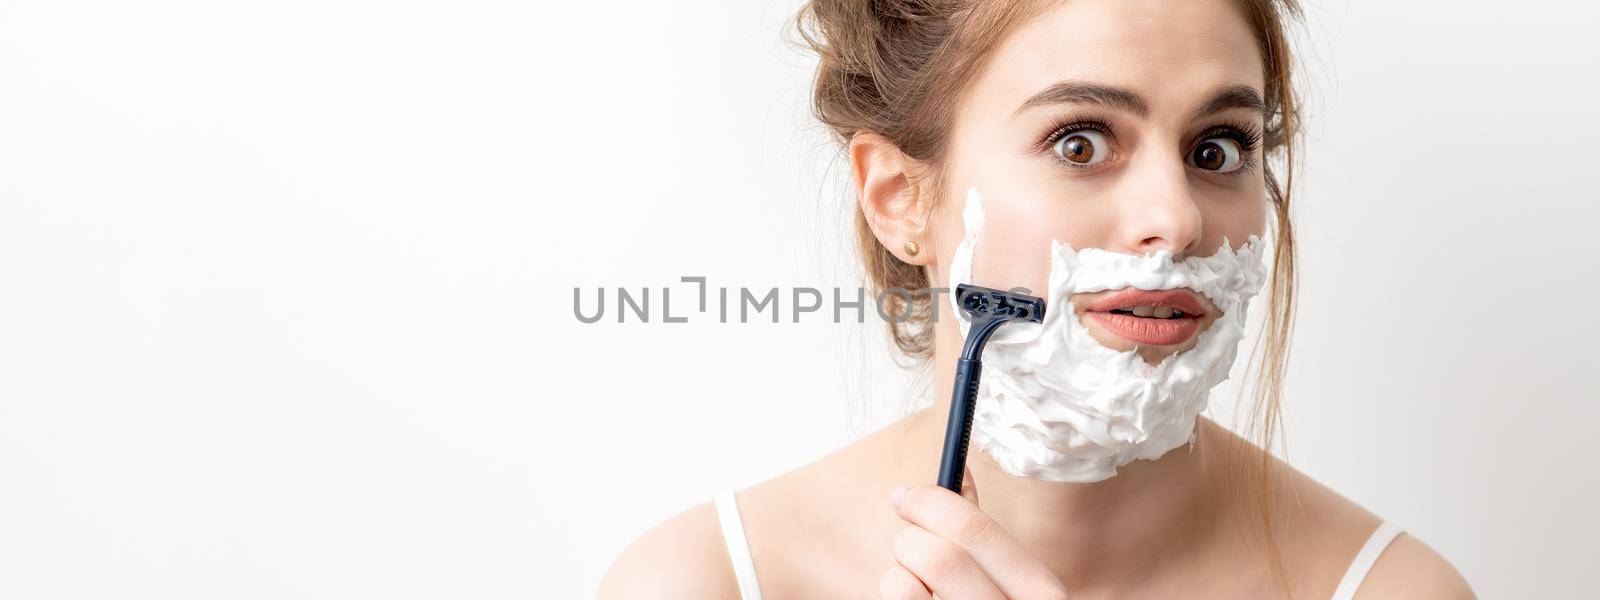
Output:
[937, 284, 1045, 494]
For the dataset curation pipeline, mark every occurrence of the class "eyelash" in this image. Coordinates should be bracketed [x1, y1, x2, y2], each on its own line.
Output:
[1035, 118, 1265, 176]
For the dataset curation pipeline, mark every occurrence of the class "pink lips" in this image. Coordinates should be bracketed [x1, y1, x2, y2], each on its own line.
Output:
[1083, 288, 1209, 346]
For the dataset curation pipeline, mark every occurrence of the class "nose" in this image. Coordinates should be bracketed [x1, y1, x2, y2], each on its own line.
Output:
[1112, 153, 1202, 259]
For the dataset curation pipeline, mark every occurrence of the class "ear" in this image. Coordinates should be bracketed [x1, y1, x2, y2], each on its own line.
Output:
[850, 131, 934, 265]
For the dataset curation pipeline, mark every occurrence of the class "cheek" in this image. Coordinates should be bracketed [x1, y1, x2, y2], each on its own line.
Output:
[1193, 183, 1270, 251]
[966, 208, 1054, 298]
[957, 186, 1111, 300]
[939, 160, 1270, 295]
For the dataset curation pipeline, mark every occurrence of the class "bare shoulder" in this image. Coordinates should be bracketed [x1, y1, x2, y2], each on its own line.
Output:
[595, 500, 740, 600]
[704, 414, 925, 596]
[598, 412, 930, 598]
[1241, 438, 1474, 599]
[1354, 532, 1477, 599]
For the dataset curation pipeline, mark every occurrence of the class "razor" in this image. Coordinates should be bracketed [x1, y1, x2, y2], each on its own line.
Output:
[937, 283, 1046, 494]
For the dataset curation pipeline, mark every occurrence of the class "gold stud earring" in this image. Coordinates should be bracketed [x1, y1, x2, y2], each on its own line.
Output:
[904, 240, 920, 257]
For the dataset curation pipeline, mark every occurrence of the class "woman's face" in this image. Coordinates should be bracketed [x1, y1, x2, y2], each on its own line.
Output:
[931, 0, 1269, 364]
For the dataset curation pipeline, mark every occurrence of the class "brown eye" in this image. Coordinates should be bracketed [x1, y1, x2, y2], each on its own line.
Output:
[1189, 138, 1244, 172]
[1052, 130, 1108, 166]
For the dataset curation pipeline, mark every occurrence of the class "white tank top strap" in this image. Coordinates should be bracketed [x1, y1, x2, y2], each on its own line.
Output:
[715, 488, 764, 600]
[1329, 520, 1404, 600]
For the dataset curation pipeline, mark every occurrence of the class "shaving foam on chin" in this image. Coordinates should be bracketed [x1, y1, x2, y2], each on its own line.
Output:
[947, 187, 1269, 483]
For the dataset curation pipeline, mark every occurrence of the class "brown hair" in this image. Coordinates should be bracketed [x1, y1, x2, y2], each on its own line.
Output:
[792, 0, 1305, 595]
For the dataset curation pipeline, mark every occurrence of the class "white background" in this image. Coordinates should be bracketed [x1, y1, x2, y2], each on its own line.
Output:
[1, 0, 1595, 597]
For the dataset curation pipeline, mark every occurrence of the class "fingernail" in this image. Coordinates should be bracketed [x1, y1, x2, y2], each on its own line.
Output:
[889, 485, 907, 507]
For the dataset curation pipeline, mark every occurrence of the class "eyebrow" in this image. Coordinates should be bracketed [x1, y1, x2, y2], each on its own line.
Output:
[1189, 84, 1267, 120]
[1013, 80, 1148, 118]
[1012, 80, 1266, 121]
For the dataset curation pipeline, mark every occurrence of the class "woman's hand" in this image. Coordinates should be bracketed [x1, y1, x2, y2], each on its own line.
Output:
[878, 466, 1070, 600]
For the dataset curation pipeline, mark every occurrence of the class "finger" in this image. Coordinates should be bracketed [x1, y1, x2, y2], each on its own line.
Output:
[959, 463, 979, 505]
[894, 484, 1066, 599]
[891, 524, 1006, 600]
[877, 564, 931, 600]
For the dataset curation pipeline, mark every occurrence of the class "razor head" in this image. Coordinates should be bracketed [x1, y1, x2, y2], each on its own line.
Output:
[955, 283, 1045, 325]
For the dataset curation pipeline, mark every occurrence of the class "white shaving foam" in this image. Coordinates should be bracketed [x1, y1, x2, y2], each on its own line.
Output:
[947, 187, 1269, 483]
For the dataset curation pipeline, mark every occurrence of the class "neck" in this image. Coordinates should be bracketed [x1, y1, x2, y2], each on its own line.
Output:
[900, 318, 1235, 589]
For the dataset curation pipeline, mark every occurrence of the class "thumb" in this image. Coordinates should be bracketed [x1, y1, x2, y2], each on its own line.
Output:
[960, 462, 980, 506]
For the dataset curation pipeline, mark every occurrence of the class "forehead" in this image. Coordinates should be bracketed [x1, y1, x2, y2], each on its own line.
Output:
[973, 0, 1265, 117]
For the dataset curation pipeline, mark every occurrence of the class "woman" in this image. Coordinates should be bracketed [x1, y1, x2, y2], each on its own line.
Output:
[600, 0, 1475, 597]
